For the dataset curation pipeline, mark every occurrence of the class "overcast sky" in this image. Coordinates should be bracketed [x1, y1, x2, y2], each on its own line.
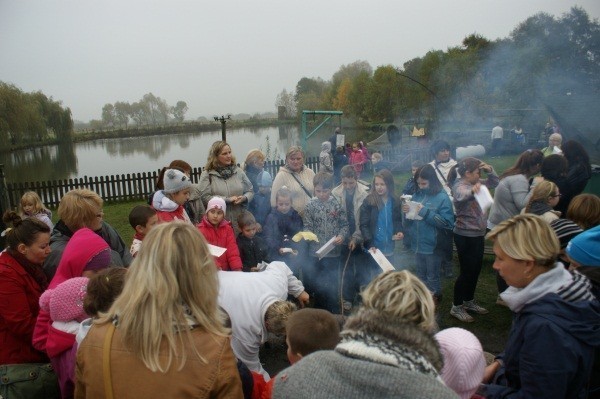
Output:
[1, 1, 599, 122]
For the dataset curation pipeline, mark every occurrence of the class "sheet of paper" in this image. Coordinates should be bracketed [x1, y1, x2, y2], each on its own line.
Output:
[405, 201, 423, 220]
[207, 244, 226, 257]
[315, 236, 338, 259]
[475, 185, 494, 213]
[369, 249, 395, 272]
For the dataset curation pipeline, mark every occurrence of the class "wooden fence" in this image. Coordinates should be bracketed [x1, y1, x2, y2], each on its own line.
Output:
[3, 146, 429, 209]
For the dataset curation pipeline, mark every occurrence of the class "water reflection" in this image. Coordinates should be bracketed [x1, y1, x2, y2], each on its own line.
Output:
[0, 126, 312, 183]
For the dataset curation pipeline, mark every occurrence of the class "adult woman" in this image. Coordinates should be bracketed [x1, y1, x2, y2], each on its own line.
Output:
[0, 212, 60, 398]
[447, 158, 498, 322]
[44, 189, 132, 280]
[522, 180, 561, 223]
[483, 214, 599, 398]
[199, 141, 254, 234]
[487, 149, 544, 230]
[270, 146, 315, 217]
[243, 149, 266, 193]
[272, 271, 457, 398]
[0, 212, 51, 364]
[557, 140, 592, 215]
[75, 223, 243, 398]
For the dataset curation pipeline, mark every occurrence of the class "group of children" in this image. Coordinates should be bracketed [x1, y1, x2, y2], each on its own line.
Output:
[320, 140, 370, 181]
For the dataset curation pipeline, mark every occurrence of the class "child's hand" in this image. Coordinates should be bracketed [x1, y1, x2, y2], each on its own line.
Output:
[296, 291, 310, 308]
[250, 267, 259, 272]
[334, 235, 344, 245]
[392, 232, 404, 241]
[369, 246, 377, 254]
[348, 239, 357, 251]
[402, 203, 410, 213]
[472, 182, 482, 194]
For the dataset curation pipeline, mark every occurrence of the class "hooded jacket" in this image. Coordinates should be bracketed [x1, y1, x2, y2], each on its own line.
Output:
[486, 267, 600, 399]
[152, 190, 192, 223]
[197, 217, 242, 271]
[409, 190, 455, 255]
[319, 142, 333, 173]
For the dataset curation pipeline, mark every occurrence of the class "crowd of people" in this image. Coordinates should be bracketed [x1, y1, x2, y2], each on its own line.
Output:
[1, 131, 599, 399]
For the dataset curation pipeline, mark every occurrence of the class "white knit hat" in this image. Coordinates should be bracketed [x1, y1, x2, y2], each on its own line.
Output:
[435, 327, 486, 399]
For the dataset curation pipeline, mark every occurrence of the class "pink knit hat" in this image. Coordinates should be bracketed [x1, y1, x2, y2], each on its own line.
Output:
[39, 277, 89, 323]
[207, 196, 226, 214]
[435, 327, 485, 399]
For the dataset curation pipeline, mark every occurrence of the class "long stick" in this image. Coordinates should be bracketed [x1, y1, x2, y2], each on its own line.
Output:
[339, 250, 352, 315]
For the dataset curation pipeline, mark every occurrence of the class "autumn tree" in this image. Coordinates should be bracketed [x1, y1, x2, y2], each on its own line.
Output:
[171, 101, 188, 123]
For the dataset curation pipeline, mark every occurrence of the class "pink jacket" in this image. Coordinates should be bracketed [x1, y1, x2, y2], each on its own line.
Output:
[33, 228, 109, 352]
[197, 217, 242, 271]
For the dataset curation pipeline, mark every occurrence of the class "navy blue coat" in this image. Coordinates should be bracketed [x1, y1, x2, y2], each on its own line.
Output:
[486, 293, 600, 398]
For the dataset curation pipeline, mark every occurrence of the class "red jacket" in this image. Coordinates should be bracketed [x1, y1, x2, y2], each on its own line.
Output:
[197, 217, 242, 271]
[0, 251, 47, 364]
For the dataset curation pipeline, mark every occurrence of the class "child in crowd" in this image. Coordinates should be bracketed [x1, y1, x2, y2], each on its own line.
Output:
[236, 211, 270, 272]
[128, 205, 159, 258]
[303, 172, 348, 313]
[264, 186, 304, 264]
[402, 160, 423, 195]
[403, 165, 454, 302]
[522, 180, 561, 223]
[358, 141, 370, 165]
[349, 142, 367, 179]
[371, 152, 394, 173]
[435, 327, 486, 399]
[39, 277, 90, 399]
[447, 158, 498, 323]
[359, 169, 404, 266]
[254, 308, 340, 398]
[151, 168, 193, 223]
[249, 170, 273, 230]
[197, 196, 242, 271]
[333, 145, 348, 184]
[20, 191, 53, 229]
[319, 141, 333, 173]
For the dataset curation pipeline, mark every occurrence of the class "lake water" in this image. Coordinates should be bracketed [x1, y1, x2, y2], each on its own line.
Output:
[0, 125, 338, 184]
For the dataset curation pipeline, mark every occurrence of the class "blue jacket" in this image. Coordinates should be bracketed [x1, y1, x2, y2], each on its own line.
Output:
[408, 190, 454, 255]
[486, 293, 600, 399]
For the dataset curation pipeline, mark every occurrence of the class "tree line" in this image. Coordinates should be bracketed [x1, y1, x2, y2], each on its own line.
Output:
[93, 93, 188, 130]
[277, 7, 599, 131]
[0, 82, 73, 147]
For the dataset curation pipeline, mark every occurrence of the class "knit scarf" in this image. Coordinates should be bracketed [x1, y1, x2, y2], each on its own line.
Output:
[336, 330, 439, 379]
[8, 248, 49, 291]
[215, 165, 236, 180]
[528, 201, 554, 216]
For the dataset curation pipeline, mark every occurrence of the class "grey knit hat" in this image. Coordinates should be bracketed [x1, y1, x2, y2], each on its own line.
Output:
[163, 169, 192, 194]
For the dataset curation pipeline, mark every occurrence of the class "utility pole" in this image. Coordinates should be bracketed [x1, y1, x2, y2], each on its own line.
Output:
[214, 115, 231, 141]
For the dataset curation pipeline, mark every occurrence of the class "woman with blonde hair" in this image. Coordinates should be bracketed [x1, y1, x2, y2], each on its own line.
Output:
[567, 193, 600, 231]
[270, 146, 316, 217]
[243, 149, 266, 193]
[44, 189, 131, 280]
[522, 180, 561, 223]
[75, 222, 242, 398]
[482, 214, 599, 398]
[199, 141, 254, 235]
[272, 271, 457, 398]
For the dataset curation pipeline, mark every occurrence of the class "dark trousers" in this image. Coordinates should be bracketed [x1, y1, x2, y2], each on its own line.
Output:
[453, 233, 485, 305]
[340, 247, 380, 307]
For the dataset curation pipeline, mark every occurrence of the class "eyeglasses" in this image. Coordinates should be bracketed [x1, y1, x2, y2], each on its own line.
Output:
[549, 194, 562, 198]
[96, 210, 104, 218]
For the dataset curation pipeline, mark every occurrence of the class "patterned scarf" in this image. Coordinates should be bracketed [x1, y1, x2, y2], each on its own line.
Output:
[215, 165, 236, 180]
[336, 330, 439, 379]
[8, 248, 49, 291]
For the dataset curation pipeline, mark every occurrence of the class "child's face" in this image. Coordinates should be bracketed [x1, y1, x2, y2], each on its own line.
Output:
[276, 196, 292, 214]
[137, 214, 160, 237]
[411, 166, 419, 176]
[464, 168, 481, 185]
[22, 201, 35, 214]
[417, 177, 430, 191]
[314, 184, 331, 202]
[241, 223, 257, 239]
[285, 335, 303, 365]
[170, 188, 191, 206]
[352, 145, 359, 152]
[341, 177, 357, 193]
[374, 177, 388, 197]
[207, 208, 225, 226]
